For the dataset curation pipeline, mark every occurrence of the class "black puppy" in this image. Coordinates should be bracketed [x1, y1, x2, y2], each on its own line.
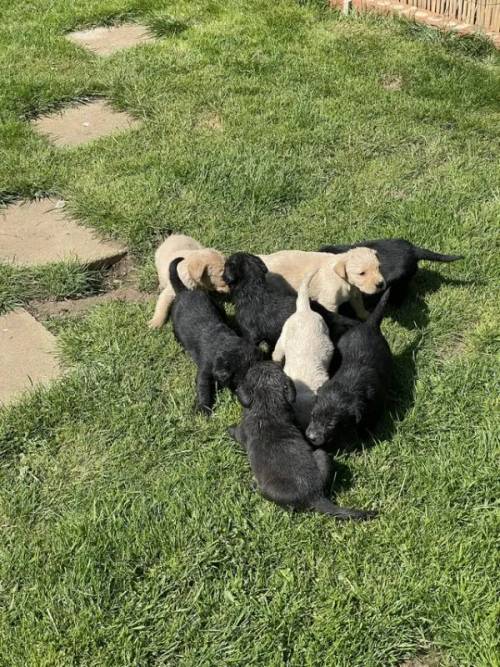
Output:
[223, 252, 356, 348]
[306, 288, 392, 446]
[169, 257, 261, 414]
[320, 238, 463, 306]
[229, 361, 375, 520]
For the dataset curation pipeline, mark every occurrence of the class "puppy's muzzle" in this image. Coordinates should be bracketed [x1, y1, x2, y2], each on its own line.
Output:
[306, 427, 324, 447]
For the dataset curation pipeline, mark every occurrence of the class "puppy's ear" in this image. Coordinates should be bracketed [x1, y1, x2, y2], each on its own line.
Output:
[352, 404, 363, 425]
[285, 377, 296, 404]
[187, 256, 208, 286]
[334, 260, 347, 281]
[235, 382, 252, 407]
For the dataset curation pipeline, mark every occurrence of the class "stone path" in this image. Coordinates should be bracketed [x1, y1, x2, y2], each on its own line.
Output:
[0, 22, 157, 406]
[0, 309, 61, 407]
[67, 24, 154, 56]
[32, 99, 141, 148]
[0, 199, 126, 267]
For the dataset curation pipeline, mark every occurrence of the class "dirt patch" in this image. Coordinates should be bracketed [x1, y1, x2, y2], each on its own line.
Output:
[196, 112, 223, 131]
[400, 651, 445, 667]
[67, 24, 154, 56]
[0, 198, 127, 268]
[32, 100, 141, 148]
[29, 288, 154, 319]
[381, 75, 403, 91]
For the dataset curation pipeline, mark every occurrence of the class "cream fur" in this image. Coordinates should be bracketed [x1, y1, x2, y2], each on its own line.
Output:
[272, 272, 334, 429]
[260, 248, 384, 319]
[149, 234, 228, 329]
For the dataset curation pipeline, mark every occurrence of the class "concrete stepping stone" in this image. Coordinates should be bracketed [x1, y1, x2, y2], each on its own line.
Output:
[32, 99, 140, 147]
[0, 198, 126, 268]
[67, 23, 154, 56]
[0, 309, 61, 407]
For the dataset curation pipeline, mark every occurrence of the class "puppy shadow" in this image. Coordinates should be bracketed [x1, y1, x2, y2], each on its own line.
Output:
[326, 336, 421, 456]
[327, 459, 354, 499]
[389, 269, 477, 331]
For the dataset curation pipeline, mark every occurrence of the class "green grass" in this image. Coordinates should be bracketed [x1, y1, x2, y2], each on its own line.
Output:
[0, 1, 499, 665]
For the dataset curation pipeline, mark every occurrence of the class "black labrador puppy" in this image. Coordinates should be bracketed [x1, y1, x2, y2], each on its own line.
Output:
[169, 257, 261, 414]
[306, 289, 392, 446]
[229, 361, 375, 520]
[223, 252, 356, 348]
[320, 238, 463, 306]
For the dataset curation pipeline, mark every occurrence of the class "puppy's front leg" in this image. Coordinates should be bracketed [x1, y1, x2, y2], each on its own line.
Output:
[228, 424, 247, 451]
[196, 366, 216, 415]
[350, 289, 370, 321]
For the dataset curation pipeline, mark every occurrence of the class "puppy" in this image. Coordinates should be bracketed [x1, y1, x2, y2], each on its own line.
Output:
[223, 252, 356, 349]
[229, 362, 375, 520]
[259, 248, 385, 319]
[169, 258, 261, 414]
[306, 288, 392, 447]
[320, 238, 463, 306]
[149, 234, 228, 329]
[272, 272, 334, 429]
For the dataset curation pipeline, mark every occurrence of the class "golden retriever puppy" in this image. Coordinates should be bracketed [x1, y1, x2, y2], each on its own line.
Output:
[272, 272, 334, 429]
[149, 234, 228, 329]
[260, 248, 384, 319]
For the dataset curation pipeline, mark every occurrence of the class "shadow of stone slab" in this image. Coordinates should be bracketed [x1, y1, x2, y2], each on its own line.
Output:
[67, 23, 154, 56]
[0, 199, 126, 268]
[0, 309, 62, 407]
[32, 99, 141, 147]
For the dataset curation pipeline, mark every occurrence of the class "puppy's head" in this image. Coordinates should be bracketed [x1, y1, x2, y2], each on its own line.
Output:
[184, 250, 229, 293]
[213, 343, 262, 391]
[222, 253, 268, 290]
[236, 361, 295, 409]
[306, 387, 361, 446]
[334, 248, 385, 295]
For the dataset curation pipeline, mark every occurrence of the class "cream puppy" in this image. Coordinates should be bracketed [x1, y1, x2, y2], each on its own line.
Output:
[149, 234, 228, 329]
[260, 247, 385, 319]
[272, 272, 334, 429]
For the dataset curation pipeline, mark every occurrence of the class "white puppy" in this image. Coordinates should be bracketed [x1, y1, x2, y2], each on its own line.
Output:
[272, 272, 334, 429]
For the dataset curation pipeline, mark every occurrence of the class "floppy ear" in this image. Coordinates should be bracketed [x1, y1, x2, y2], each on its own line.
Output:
[352, 404, 364, 425]
[235, 382, 252, 407]
[285, 377, 296, 404]
[187, 256, 208, 286]
[334, 260, 347, 281]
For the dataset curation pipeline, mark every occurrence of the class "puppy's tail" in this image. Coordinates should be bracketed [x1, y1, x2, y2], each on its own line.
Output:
[296, 271, 317, 313]
[311, 497, 377, 521]
[169, 257, 186, 294]
[413, 245, 464, 263]
[367, 287, 391, 329]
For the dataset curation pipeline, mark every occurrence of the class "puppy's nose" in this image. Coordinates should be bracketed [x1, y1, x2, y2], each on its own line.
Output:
[306, 428, 323, 446]
[376, 280, 385, 290]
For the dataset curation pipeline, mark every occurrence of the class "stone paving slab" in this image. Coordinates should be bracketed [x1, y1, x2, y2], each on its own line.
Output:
[67, 23, 154, 56]
[0, 309, 61, 407]
[32, 99, 141, 147]
[0, 198, 127, 268]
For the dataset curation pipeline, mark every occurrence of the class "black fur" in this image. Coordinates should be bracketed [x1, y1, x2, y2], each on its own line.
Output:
[230, 361, 375, 520]
[169, 257, 262, 414]
[306, 289, 393, 446]
[320, 238, 463, 306]
[223, 252, 357, 348]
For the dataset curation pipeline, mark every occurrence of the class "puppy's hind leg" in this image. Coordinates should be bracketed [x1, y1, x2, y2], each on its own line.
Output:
[149, 285, 175, 329]
[195, 366, 216, 415]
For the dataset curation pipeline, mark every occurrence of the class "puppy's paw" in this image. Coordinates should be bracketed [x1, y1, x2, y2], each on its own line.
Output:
[196, 402, 213, 417]
[148, 316, 164, 329]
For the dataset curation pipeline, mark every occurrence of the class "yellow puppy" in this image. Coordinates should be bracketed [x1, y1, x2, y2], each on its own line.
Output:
[260, 247, 384, 319]
[272, 272, 334, 428]
[149, 234, 228, 329]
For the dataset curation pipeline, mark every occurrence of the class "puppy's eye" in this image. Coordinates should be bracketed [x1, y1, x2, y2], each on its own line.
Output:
[359, 271, 366, 276]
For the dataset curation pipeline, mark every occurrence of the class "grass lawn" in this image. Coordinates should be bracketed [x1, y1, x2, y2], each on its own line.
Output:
[1, 1, 499, 665]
